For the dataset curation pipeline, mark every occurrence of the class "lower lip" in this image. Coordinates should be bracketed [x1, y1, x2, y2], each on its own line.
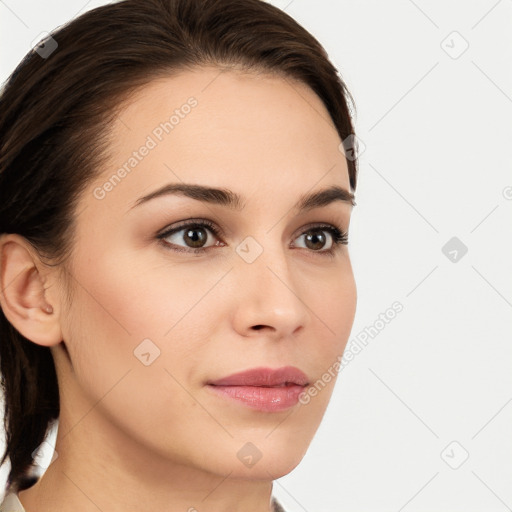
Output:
[206, 384, 306, 412]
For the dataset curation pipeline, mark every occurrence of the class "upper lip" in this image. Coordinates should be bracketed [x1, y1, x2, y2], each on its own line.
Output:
[207, 366, 309, 387]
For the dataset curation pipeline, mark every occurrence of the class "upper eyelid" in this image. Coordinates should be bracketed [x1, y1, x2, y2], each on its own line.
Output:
[157, 219, 223, 238]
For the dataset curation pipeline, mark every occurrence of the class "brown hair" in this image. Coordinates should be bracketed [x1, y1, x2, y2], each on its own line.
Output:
[0, 0, 358, 493]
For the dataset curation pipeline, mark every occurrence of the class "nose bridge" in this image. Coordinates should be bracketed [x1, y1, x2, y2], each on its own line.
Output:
[232, 231, 309, 333]
[236, 231, 290, 290]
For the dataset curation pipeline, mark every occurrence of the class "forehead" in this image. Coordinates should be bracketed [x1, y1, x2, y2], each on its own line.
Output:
[94, 67, 350, 211]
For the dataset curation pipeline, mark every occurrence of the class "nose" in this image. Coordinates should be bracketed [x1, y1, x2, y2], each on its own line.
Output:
[230, 238, 311, 339]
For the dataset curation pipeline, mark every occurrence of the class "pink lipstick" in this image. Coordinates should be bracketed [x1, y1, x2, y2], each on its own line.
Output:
[206, 366, 309, 412]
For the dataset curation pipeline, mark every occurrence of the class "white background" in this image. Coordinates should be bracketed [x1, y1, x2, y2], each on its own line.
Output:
[1, 1, 511, 511]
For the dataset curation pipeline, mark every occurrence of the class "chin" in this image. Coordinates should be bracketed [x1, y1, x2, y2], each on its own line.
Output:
[227, 440, 309, 481]
[226, 457, 305, 482]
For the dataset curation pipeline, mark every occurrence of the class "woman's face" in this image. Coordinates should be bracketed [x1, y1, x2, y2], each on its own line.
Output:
[54, 67, 357, 480]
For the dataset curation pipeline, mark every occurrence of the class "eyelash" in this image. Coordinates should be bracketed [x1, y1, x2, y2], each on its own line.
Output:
[156, 218, 348, 257]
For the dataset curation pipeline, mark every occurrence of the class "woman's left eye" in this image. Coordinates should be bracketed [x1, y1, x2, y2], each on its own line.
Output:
[157, 220, 223, 254]
[157, 220, 348, 255]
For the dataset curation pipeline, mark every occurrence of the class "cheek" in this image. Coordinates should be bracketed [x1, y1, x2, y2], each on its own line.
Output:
[309, 264, 357, 350]
[60, 247, 222, 386]
[58, 258, 215, 457]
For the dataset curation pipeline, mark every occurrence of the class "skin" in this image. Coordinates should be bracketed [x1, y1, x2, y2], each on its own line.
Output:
[0, 66, 357, 512]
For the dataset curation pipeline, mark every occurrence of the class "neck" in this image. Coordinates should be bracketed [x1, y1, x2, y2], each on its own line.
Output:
[18, 416, 275, 512]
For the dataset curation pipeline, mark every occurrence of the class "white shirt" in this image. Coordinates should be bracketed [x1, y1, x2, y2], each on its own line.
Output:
[0, 491, 26, 512]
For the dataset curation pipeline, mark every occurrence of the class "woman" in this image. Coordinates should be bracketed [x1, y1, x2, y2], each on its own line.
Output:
[0, 0, 359, 510]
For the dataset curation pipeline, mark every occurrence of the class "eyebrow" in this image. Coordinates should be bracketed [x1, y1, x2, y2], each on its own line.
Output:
[129, 182, 356, 212]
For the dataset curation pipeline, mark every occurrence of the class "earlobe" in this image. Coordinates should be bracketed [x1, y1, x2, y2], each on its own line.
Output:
[0, 234, 63, 347]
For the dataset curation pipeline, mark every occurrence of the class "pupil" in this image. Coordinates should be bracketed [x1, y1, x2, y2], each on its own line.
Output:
[305, 230, 325, 250]
[185, 228, 207, 248]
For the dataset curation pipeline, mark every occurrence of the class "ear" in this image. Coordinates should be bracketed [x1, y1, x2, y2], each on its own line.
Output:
[0, 233, 63, 347]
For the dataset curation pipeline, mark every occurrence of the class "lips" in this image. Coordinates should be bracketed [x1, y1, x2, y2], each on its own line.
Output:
[207, 366, 309, 387]
[206, 366, 309, 412]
